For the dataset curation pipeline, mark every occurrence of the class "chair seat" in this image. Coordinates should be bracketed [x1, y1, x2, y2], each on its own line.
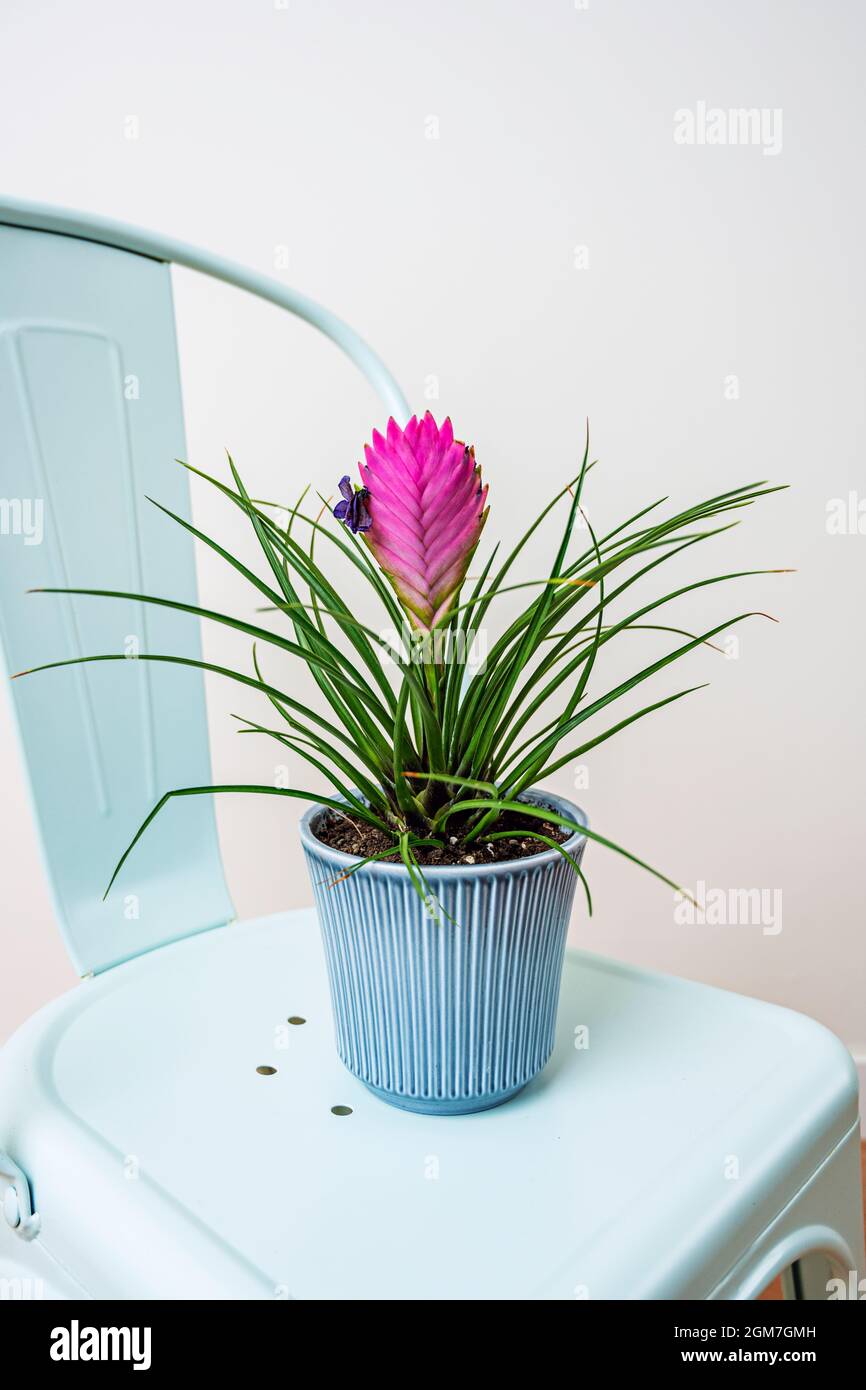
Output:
[0, 910, 860, 1299]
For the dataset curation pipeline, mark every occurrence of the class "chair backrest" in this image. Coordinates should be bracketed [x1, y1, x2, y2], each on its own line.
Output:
[0, 200, 408, 977]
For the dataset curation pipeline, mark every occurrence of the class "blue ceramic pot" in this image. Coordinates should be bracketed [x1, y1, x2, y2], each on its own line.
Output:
[301, 789, 587, 1115]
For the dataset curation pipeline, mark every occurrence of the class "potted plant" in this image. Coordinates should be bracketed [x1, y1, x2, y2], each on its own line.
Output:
[16, 413, 784, 1114]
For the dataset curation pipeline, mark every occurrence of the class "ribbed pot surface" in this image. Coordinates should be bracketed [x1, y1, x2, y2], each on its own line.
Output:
[301, 790, 586, 1114]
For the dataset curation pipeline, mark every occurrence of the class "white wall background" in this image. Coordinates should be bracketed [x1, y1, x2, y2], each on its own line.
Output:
[1, 0, 864, 1068]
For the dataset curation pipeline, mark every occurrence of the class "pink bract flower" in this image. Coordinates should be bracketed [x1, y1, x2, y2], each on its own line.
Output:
[338, 413, 488, 632]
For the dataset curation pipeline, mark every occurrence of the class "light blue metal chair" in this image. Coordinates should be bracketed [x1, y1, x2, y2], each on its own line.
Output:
[0, 199, 862, 1300]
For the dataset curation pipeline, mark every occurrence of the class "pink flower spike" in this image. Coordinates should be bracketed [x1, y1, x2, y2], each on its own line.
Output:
[358, 413, 488, 632]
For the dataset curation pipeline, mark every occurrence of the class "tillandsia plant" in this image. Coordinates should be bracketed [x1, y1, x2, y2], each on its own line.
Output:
[15, 412, 787, 912]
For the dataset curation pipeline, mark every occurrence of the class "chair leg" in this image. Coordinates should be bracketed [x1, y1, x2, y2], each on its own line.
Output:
[778, 1125, 864, 1301]
[781, 1254, 835, 1300]
[711, 1123, 864, 1299]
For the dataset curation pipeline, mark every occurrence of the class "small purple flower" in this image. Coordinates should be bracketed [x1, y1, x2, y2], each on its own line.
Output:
[333, 475, 372, 534]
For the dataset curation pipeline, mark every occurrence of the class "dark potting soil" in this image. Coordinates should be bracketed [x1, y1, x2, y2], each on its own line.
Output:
[312, 806, 570, 867]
